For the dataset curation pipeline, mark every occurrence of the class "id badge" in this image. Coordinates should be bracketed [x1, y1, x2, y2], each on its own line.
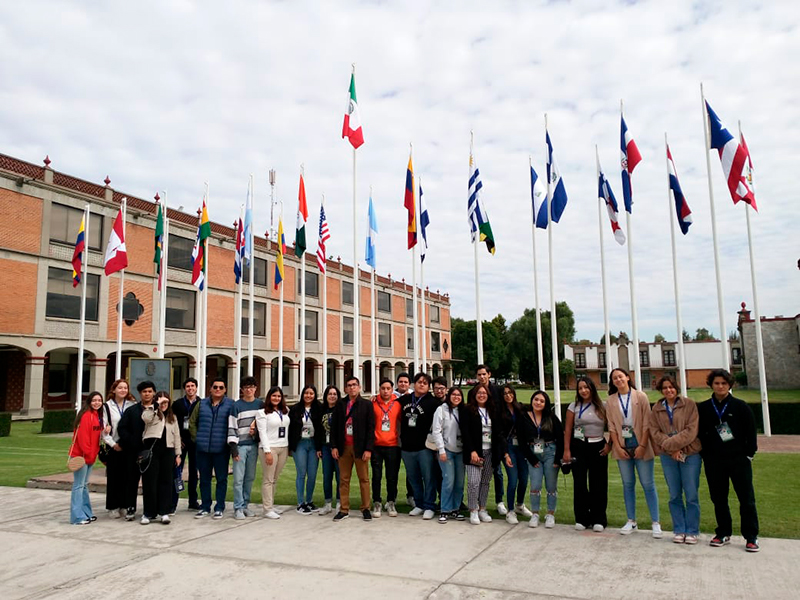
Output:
[346, 423, 354, 436]
[408, 414, 417, 428]
[717, 422, 734, 442]
[533, 439, 544, 455]
[511, 435, 519, 446]
[381, 418, 391, 432]
[278, 426, 286, 439]
[325, 431, 331, 444]
[574, 426, 586, 441]
[622, 426, 633, 439]
[482, 427, 491, 444]
[301, 426, 312, 439]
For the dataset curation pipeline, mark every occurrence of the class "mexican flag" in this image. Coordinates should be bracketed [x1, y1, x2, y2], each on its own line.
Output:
[295, 173, 308, 257]
[342, 72, 364, 149]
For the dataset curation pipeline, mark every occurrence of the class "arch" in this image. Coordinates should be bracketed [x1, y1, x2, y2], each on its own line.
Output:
[431, 363, 441, 378]
[270, 356, 294, 389]
[379, 361, 393, 383]
[362, 360, 374, 394]
[302, 357, 319, 391]
[239, 354, 268, 387]
[165, 351, 194, 398]
[326, 358, 340, 390]
[0, 344, 32, 412]
[205, 352, 235, 396]
[44, 347, 99, 411]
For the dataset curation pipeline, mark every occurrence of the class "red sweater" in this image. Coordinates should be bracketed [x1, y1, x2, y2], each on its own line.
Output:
[71, 410, 102, 465]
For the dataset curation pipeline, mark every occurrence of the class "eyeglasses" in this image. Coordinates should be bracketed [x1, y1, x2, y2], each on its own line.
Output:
[243, 385, 256, 389]
[503, 391, 514, 396]
[211, 385, 225, 390]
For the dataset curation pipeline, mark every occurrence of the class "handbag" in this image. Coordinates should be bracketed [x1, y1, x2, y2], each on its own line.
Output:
[98, 444, 110, 465]
[137, 440, 156, 473]
[67, 433, 85, 472]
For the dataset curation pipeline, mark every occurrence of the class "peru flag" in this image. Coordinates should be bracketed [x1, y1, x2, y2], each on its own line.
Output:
[103, 207, 128, 275]
[666, 145, 693, 235]
[620, 115, 642, 214]
[705, 101, 755, 208]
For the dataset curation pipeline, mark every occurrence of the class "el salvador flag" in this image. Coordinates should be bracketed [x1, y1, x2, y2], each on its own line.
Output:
[546, 131, 568, 224]
[531, 165, 548, 229]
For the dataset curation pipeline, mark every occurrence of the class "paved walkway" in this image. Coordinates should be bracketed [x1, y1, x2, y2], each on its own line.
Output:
[0, 487, 798, 599]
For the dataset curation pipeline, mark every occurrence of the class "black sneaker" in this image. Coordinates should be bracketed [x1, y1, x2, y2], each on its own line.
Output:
[438, 513, 448, 524]
[296, 503, 307, 514]
[333, 511, 349, 522]
[452, 511, 466, 522]
[362, 509, 372, 521]
[746, 540, 760, 552]
[125, 508, 136, 521]
[306, 502, 318, 512]
[89, 516, 97, 522]
[709, 535, 731, 547]
[301, 504, 312, 515]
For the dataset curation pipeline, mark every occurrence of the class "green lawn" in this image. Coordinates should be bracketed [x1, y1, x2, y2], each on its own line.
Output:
[496, 387, 800, 405]
[1, 421, 798, 539]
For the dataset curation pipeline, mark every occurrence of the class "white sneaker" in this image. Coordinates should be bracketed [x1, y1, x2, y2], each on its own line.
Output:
[514, 504, 533, 518]
[620, 520, 637, 535]
[109, 510, 121, 519]
[422, 509, 435, 520]
[407, 495, 416, 508]
[593, 524, 605, 532]
[373, 502, 382, 518]
[264, 510, 281, 520]
[234, 509, 246, 520]
[470, 510, 480, 525]
[335, 501, 341, 512]
[478, 510, 493, 523]
[319, 502, 332, 516]
[544, 514, 555, 528]
[243, 507, 256, 517]
[140, 516, 150, 525]
[161, 515, 171, 525]
[118, 508, 126, 519]
[575, 523, 586, 531]
[496, 502, 508, 516]
[652, 522, 663, 539]
[529, 513, 540, 528]
[386, 501, 398, 517]
[506, 512, 519, 524]
[409, 507, 424, 517]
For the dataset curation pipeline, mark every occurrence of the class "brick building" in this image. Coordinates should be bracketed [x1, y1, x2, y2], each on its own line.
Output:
[0, 153, 453, 417]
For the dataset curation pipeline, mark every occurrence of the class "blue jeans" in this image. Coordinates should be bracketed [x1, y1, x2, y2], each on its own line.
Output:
[293, 438, 319, 505]
[617, 457, 660, 523]
[233, 444, 258, 510]
[661, 453, 701, 535]
[439, 450, 465, 513]
[504, 442, 529, 507]
[197, 449, 230, 513]
[402, 449, 437, 511]
[321, 445, 340, 502]
[529, 442, 559, 513]
[70, 463, 94, 523]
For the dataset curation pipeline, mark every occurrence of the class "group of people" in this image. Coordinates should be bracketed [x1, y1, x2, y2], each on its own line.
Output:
[68, 365, 760, 551]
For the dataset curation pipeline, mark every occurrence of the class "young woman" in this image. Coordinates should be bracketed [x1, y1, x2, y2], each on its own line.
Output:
[70, 392, 105, 524]
[289, 384, 324, 514]
[498, 386, 530, 524]
[607, 368, 661, 537]
[563, 376, 611, 532]
[140, 391, 182, 525]
[256, 386, 290, 519]
[519, 390, 563, 528]
[648, 375, 702, 544]
[431, 387, 465, 523]
[102, 379, 135, 518]
[318, 385, 341, 515]
[461, 383, 510, 525]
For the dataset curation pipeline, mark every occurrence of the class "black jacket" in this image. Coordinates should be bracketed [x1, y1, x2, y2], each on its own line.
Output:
[460, 404, 506, 467]
[698, 394, 757, 460]
[117, 402, 146, 453]
[398, 392, 440, 451]
[517, 407, 564, 467]
[172, 396, 200, 444]
[331, 396, 375, 456]
[288, 400, 325, 452]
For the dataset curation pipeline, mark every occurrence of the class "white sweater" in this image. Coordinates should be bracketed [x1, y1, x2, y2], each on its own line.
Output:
[101, 399, 134, 447]
[431, 404, 463, 454]
[256, 409, 289, 452]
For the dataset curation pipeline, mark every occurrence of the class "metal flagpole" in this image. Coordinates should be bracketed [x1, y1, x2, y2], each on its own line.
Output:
[115, 198, 126, 380]
[419, 176, 427, 374]
[75, 204, 90, 410]
[321, 194, 328, 390]
[545, 115, 560, 415]
[700, 83, 730, 368]
[410, 144, 419, 373]
[269, 169, 276, 242]
[248, 175, 255, 377]
[299, 167, 306, 393]
[352, 150, 360, 382]
[158, 193, 169, 359]
[201, 184, 209, 392]
[278, 203, 285, 389]
[235, 205, 244, 381]
[595, 148, 612, 385]
[529, 157, 546, 390]
[470, 131, 484, 365]
[369, 186, 376, 393]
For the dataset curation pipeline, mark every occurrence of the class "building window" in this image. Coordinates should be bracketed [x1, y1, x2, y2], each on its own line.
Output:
[50, 203, 103, 250]
[406, 297, 413, 318]
[46, 267, 100, 321]
[599, 352, 607, 369]
[297, 271, 319, 298]
[431, 331, 441, 352]
[642, 371, 652, 389]
[732, 347, 742, 365]
[639, 350, 650, 368]
[378, 322, 392, 348]
[378, 291, 391, 313]
[663, 350, 676, 367]
[342, 280, 353, 305]
[242, 257, 268, 287]
[574, 353, 586, 368]
[297, 310, 319, 341]
[430, 305, 440, 323]
[407, 327, 414, 350]
[600, 372, 608, 385]
[167, 234, 195, 271]
[242, 300, 266, 336]
[166, 287, 196, 330]
[342, 316, 354, 345]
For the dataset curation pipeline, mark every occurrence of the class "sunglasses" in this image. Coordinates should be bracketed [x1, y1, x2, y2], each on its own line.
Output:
[211, 385, 225, 390]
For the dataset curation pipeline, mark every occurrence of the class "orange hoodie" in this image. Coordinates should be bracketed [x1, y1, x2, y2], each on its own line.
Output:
[372, 396, 402, 447]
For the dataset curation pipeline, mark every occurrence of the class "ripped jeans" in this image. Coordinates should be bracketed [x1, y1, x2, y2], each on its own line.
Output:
[529, 442, 559, 513]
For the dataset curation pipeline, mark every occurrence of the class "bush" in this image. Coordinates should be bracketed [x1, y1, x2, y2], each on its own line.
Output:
[41, 409, 77, 434]
[0, 413, 10, 437]
[751, 402, 800, 435]
[735, 371, 748, 386]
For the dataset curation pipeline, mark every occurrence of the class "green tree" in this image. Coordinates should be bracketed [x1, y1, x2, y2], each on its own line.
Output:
[507, 301, 575, 387]
[695, 327, 718, 341]
[654, 333, 666, 343]
[451, 317, 477, 383]
[598, 332, 620, 345]
[682, 329, 692, 342]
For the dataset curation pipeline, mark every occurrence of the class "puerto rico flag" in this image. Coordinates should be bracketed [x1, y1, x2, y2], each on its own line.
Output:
[666, 145, 693, 235]
[705, 101, 755, 208]
[598, 165, 626, 245]
[620, 115, 642, 214]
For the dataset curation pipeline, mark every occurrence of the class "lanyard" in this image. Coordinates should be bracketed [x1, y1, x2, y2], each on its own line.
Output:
[712, 399, 729, 423]
[378, 400, 395, 419]
[576, 402, 590, 420]
[411, 395, 422, 411]
[277, 411, 284, 423]
[479, 407, 489, 426]
[114, 399, 127, 419]
[345, 399, 356, 421]
[663, 398, 678, 426]
[303, 409, 311, 422]
[451, 408, 460, 427]
[619, 391, 632, 419]
[531, 412, 542, 437]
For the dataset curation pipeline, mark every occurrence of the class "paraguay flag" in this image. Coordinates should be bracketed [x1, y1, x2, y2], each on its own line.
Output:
[546, 131, 568, 224]
[404, 154, 417, 249]
[598, 165, 626, 245]
[705, 101, 755, 208]
[71, 215, 86, 287]
[620, 115, 642, 214]
[666, 145, 693, 235]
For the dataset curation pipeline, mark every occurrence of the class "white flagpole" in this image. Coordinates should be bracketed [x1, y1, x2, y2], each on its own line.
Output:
[665, 134, 688, 396]
[409, 143, 420, 374]
[75, 204, 90, 410]
[595, 148, 612, 385]
[529, 157, 546, 390]
[115, 198, 127, 380]
[419, 176, 427, 375]
[470, 132, 484, 365]
[321, 194, 329, 390]
[738, 121, 770, 436]
[248, 175, 255, 378]
[545, 115, 560, 415]
[299, 167, 307, 394]
[201, 184, 209, 392]
[700, 83, 730, 369]
[235, 205, 244, 381]
[158, 192, 169, 359]
[278, 204, 285, 390]
[352, 152, 360, 383]
[368, 186, 376, 393]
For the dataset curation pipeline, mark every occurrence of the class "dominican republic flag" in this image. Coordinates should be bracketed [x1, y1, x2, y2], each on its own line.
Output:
[739, 130, 759, 211]
[295, 174, 308, 257]
[154, 201, 165, 290]
[546, 131, 569, 224]
[419, 181, 430, 262]
[244, 183, 253, 264]
[666, 145, 693, 235]
[705, 101, 755, 208]
[71, 214, 86, 287]
[316, 204, 330, 273]
[234, 216, 244, 284]
[598, 165, 626, 245]
[104, 206, 128, 275]
[620, 115, 642, 214]
[191, 199, 210, 290]
[365, 195, 378, 270]
[405, 154, 417, 249]
[531, 164, 548, 229]
[274, 218, 286, 290]
[467, 153, 495, 254]
[342, 72, 364, 149]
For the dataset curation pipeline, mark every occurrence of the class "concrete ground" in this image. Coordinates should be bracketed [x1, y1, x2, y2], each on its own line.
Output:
[1, 487, 799, 599]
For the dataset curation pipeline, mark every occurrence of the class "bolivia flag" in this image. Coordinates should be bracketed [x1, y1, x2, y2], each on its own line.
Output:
[295, 173, 308, 257]
[342, 72, 364, 149]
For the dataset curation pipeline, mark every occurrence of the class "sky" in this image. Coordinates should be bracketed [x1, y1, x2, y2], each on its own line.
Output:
[1, 0, 798, 345]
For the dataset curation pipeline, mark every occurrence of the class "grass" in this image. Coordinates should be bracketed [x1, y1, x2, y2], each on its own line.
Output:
[480, 387, 800, 404]
[1, 421, 798, 539]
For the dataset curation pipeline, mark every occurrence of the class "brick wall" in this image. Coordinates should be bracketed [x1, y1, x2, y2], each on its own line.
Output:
[0, 189, 42, 254]
[125, 222, 157, 276]
[0, 258, 36, 333]
[207, 292, 235, 348]
[326, 312, 340, 354]
[270, 303, 296, 352]
[359, 284, 371, 316]
[392, 295, 405, 322]
[208, 243, 236, 292]
[106, 277, 154, 342]
[1, 350, 26, 411]
[327, 277, 341, 310]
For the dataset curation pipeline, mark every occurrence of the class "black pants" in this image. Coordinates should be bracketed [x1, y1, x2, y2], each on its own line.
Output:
[494, 461, 504, 504]
[571, 439, 608, 528]
[704, 454, 759, 541]
[105, 448, 127, 510]
[142, 441, 176, 518]
[372, 446, 402, 503]
[173, 438, 198, 509]
[124, 448, 143, 511]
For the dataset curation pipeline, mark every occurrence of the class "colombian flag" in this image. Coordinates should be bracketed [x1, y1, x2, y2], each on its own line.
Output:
[404, 154, 416, 249]
[71, 215, 86, 287]
[274, 218, 286, 290]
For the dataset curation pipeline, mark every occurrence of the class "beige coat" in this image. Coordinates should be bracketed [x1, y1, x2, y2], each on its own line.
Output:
[606, 390, 654, 461]
[648, 397, 702, 456]
[142, 407, 181, 449]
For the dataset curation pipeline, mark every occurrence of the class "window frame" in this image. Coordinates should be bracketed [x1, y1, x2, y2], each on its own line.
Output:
[377, 290, 391, 314]
[167, 234, 196, 272]
[49, 203, 103, 250]
[342, 280, 354, 306]
[297, 270, 319, 298]
[242, 299, 267, 337]
[342, 316, 354, 345]
[165, 287, 196, 330]
[45, 267, 100, 321]
[378, 322, 392, 348]
[242, 257, 268, 287]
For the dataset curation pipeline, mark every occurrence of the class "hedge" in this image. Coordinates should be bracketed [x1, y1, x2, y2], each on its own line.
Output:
[41, 409, 77, 434]
[0, 413, 10, 437]
[648, 401, 800, 435]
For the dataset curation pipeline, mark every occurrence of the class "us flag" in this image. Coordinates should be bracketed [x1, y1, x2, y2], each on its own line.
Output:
[316, 204, 330, 273]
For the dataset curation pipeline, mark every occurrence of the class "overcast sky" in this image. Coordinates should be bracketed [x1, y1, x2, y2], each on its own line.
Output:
[2, 0, 798, 344]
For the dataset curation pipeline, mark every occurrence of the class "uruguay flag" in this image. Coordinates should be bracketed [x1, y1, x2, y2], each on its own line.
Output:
[365, 196, 378, 270]
[620, 115, 642, 214]
[546, 131, 568, 224]
[598, 165, 626, 245]
[666, 145, 693, 235]
[706, 101, 756, 209]
[531, 164, 548, 229]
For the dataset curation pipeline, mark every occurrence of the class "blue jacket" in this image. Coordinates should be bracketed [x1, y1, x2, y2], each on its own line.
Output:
[190, 396, 235, 454]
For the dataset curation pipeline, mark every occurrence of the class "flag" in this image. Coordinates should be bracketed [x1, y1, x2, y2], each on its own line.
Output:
[739, 131, 758, 211]
[342, 72, 364, 149]
[419, 182, 430, 262]
[365, 196, 378, 270]
[467, 153, 495, 254]
[295, 174, 308, 257]
[191, 198, 210, 290]
[404, 154, 416, 249]
[620, 115, 642, 213]
[705, 101, 755, 208]
[71, 215, 86, 287]
[316, 204, 330, 273]
[274, 218, 286, 290]
[598, 165, 626, 245]
[234, 217, 244, 284]
[104, 206, 128, 275]
[154, 202, 164, 290]
[546, 132, 569, 223]
[667, 145, 693, 235]
[244, 184, 253, 264]
[531, 165, 548, 229]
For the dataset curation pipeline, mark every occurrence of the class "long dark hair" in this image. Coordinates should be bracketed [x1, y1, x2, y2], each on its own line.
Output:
[608, 368, 636, 395]
[264, 386, 288, 414]
[528, 389, 557, 433]
[575, 376, 606, 421]
[322, 385, 341, 409]
[74, 391, 103, 431]
[500, 384, 523, 425]
[155, 391, 176, 424]
[466, 382, 494, 416]
[299, 384, 319, 405]
[445, 386, 463, 412]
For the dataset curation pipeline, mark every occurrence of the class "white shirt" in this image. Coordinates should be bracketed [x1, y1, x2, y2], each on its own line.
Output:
[431, 404, 462, 453]
[256, 410, 289, 452]
[102, 399, 132, 446]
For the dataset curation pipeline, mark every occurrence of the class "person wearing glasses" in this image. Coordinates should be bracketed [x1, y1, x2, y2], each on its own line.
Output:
[172, 377, 201, 512]
[228, 376, 263, 520]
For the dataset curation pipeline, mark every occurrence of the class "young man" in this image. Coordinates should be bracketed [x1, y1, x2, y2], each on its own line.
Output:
[432, 377, 448, 402]
[371, 378, 402, 517]
[331, 376, 375, 521]
[116, 380, 154, 521]
[189, 377, 235, 519]
[228, 376, 263, 520]
[475, 364, 507, 515]
[399, 373, 440, 520]
[698, 369, 760, 552]
[394, 371, 414, 506]
[172, 377, 200, 511]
